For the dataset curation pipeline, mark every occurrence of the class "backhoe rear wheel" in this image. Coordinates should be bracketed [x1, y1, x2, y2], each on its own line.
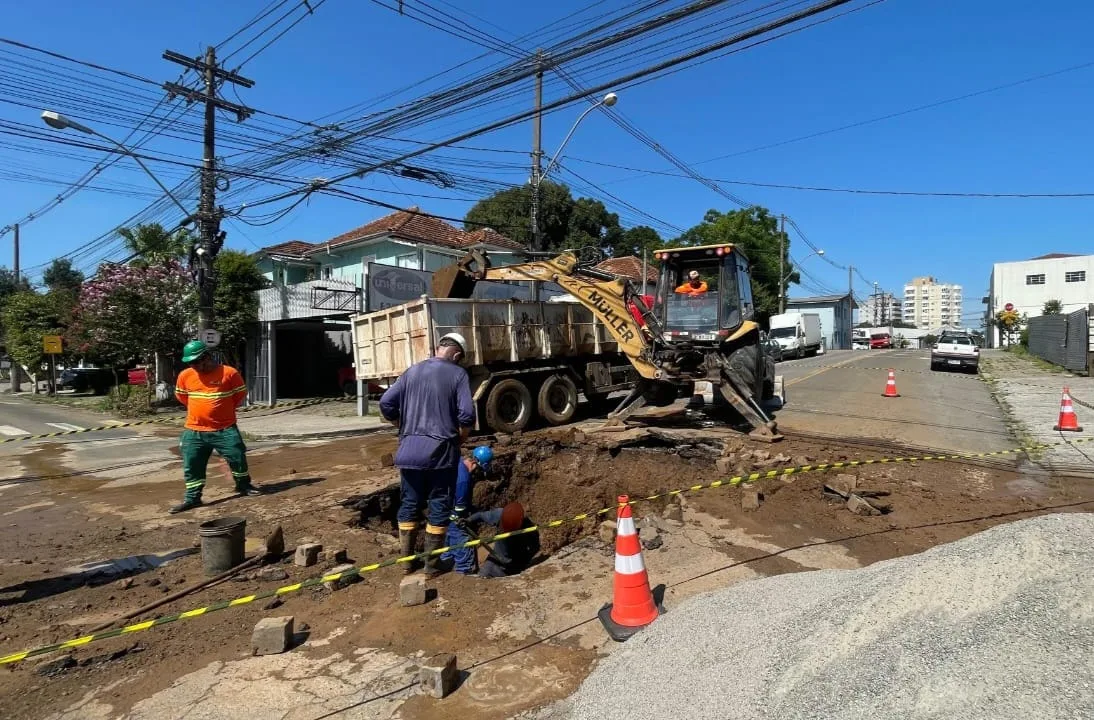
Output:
[485, 378, 533, 434]
[538, 374, 578, 426]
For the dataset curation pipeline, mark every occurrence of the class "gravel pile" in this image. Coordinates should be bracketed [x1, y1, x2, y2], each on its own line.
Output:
[540, 513, 1094, 720]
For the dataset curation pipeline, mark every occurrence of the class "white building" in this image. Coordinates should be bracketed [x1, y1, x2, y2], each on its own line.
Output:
[902, 276, 963, 329]
[860, 292, 901, 325]
[985, 253, 1094, 348]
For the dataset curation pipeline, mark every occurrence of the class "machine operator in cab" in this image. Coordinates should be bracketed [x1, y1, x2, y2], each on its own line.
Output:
[675, 270, 708, 296]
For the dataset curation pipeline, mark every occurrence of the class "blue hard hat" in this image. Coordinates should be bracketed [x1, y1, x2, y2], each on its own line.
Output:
[472, 445, 494, 468]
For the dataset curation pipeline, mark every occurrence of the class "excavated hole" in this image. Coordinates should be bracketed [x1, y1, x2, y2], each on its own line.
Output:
[341, 437, 727, 558]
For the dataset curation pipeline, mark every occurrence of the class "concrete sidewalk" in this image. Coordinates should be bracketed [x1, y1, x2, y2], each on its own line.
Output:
[980, 350, 1094, 476]
[237, 411, 390, 440]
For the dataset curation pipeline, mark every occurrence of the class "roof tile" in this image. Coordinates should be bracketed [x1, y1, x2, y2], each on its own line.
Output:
[595, 256, 658, 284]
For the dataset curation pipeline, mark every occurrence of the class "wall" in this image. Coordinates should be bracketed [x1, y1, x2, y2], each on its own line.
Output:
[1027, 305, 1091, 374]
[987, 255, 1094, 347]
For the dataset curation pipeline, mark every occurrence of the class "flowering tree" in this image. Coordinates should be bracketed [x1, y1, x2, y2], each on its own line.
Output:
[68, 261, 196, 372]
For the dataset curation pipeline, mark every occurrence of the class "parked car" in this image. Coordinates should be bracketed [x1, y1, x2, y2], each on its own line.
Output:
[58, 367, 122, 395]
[931, 334, 979, 373]
[869, 333, 892, 349]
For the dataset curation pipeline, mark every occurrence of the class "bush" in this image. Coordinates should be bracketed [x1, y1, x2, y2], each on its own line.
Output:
[1019, 327, 1030, 347]
[98, 384, 154, 418]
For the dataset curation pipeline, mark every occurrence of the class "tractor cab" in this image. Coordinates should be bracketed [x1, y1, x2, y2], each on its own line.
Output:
[651, 244, 755, 344]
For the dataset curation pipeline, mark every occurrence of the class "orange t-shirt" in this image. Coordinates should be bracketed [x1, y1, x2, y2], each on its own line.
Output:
[175, 365, 247, 431]
[675, 281, 708, 296]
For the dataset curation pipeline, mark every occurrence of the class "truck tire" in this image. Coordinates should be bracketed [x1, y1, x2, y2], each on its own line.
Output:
[485, 379, 533, 434]
[538, 374, 578, 426]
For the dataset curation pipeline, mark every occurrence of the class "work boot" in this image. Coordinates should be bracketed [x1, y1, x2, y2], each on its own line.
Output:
[238, 486, 264, 497]
[169, 498, 203, 514]
[422, 532, 447, 578]
[399, 528, 420, 575]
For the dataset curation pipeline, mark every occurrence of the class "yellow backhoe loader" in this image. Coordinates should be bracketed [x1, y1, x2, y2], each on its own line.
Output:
[432, 244, 783, 442]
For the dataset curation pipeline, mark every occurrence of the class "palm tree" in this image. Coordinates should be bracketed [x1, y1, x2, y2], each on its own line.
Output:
[118, 223, 191, 266]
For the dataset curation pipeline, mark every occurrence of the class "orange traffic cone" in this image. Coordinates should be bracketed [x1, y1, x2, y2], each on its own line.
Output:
[1053, 387, 1084, 432]
[882, 369, 900, 398]
[598, 495, 662, 642]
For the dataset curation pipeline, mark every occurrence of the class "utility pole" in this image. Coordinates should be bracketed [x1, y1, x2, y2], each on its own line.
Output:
[12, 223, 18, 282]
[163, 48, 253, 333]
[10, 223, 20, 392]
[778, 214, 786, 313]
[529, 51, 545, 252]
[873, 281, 880, 326]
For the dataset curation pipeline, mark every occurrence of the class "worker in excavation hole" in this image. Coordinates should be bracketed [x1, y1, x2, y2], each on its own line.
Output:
[439, 445, 495, 574]
[471, 501, 541, 579]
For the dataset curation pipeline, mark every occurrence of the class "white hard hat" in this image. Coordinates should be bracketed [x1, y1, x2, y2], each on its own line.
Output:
[688, 270, 700, 280]
[439, 332, 468, 354]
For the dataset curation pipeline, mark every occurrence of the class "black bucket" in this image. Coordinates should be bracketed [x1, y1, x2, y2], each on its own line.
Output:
[198, 517, 246, 575]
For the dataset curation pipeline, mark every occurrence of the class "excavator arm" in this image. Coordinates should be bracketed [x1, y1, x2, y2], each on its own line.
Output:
[431, 250, 662, 380]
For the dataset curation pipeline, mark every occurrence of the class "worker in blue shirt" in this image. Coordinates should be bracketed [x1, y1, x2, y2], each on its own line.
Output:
[379, 332, 475, 577]
[441, 445, 494, 574]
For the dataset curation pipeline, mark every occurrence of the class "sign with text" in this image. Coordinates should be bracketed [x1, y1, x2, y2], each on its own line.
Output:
[42, 335, 62, 354]
[200, 329, 222, 347]
[367, 263, 432, 311]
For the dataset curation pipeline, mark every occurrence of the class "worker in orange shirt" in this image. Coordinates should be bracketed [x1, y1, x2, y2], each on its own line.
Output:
[675, 270, 708, 295]
[169, 340, 262, 514]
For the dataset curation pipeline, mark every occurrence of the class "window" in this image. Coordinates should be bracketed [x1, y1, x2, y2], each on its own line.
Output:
[396, 253, 419, 269]
[1026, 274, 1046, 285]
[322, 265, 333, 279]
[1065, 271, 1086, 283]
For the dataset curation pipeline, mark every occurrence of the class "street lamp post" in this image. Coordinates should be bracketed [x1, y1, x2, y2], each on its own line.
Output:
[530, 92, 617, 250]
[780, 248, 824, 313]
[41, 111, 192, 218]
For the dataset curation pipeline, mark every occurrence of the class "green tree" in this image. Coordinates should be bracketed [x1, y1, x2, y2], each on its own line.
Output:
[673, 207, 790, 320]
[213, 250, 269, 366]
[1, 291, 62, 377]
[464, 181, 573, 250]
[566, 197, 623, 259]
[0, 266, 32, 344]
[612, 225, 664, 259]
[1043, 299, 1063, 315]
[118, 223, 191, 266]
[42, 258, 84, 296]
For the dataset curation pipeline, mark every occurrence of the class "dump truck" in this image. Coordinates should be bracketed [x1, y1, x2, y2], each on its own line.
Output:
[426, 244, 783, 441]
[350, 295, 638, 433]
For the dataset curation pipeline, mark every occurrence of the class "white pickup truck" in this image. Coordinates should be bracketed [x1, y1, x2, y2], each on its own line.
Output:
[930, 334, 979, 373]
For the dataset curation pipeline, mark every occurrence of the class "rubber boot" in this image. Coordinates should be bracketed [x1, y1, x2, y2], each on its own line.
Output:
[422, 532, 447, 578]
[399, 528, 419, 575]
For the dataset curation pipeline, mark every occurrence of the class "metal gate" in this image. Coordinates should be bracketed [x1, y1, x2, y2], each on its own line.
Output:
[1028, 305, 1092, 374]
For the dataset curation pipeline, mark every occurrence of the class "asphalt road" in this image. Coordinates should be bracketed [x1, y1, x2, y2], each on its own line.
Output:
[772, 348, 1014, 454]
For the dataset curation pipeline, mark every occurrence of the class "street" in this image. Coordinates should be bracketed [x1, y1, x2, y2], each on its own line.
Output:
[0, 352, 1088, 720]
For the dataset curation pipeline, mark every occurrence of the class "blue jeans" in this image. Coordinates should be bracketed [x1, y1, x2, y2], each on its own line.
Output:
[398, 467, 456, 535]
[441, 523, 478, 574]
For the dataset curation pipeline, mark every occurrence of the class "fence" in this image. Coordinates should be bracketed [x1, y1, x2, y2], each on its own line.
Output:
[1027, 304, 1093, 374]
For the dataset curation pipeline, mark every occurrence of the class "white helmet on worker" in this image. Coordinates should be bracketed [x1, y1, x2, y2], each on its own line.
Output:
[439, 332, 468, 355]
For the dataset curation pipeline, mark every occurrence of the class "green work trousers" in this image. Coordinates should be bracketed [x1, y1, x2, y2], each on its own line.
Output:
[180, 426, 253, 502]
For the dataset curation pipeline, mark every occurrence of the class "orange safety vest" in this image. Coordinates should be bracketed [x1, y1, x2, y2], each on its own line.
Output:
[175, 365, 247, 431]
[675, 281, 708, 296]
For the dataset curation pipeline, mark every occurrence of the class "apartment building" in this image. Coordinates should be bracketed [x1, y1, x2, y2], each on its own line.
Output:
[902, 276, 963, 329]
[860, 292, 902, 325]
[985, 253, 1094, 347]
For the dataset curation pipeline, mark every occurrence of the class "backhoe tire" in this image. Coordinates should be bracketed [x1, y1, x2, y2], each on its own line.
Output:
[538, 374, 578, 426]
[724, 342, 761, 400]
[485, 379, 533, 434]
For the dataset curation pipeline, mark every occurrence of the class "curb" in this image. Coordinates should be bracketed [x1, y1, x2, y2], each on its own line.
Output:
[241, 425, 393, 442]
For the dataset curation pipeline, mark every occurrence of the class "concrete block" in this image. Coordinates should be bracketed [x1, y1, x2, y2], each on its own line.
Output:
[418, 653, 459, 699]
[827, 474, 857, 496]
[324, 548, 349, 565]
[662, 501, 684, 523]
[573, 430, 587, 443]
[715, 457, 734, 474]
[400, 574, 428, 607]
[773, 453, 792, 464]
[251, 616, 294, 656]
[598, 520, 617, 544]
[323, 564, 360, 591]
[847, 494, 882, 516]
[294, 543, 323, 567]
[640, 523, 662, 550]
[257, 567, 289, 582]
[741, 487, 763, 511]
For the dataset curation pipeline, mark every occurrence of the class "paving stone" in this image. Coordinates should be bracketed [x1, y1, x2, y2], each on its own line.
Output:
[418, 653, 459, 698]
[662, 501, 684, 523]
[294, 543, 323, 567]
[323, 564, 360, 591]
[741, 487, 763, 511]
[847, 494, 882, 516]
[251, 616, 294, 656]
[399, 574, 428, 607]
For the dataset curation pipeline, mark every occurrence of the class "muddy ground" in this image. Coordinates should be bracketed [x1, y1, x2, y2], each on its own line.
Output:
[0, 422, 1092, 718]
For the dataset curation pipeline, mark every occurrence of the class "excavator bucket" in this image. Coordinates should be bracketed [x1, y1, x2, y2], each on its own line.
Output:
[717, 373, 783, 443]
[431, 263, 476, 299]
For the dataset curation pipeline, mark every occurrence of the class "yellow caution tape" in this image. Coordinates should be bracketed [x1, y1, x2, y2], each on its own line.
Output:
[2, 433, 1091, 666]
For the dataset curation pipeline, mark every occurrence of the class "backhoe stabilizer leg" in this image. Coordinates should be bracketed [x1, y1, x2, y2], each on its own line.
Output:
[718, 373, 783, 443]
[598, 387, 648, 431]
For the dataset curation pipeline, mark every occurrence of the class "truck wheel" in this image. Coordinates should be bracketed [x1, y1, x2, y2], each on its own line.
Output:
[538, 374, 578, 425]
[485, 379, 533, 434]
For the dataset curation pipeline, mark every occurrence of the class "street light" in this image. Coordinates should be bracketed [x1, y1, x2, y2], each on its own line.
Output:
[40, 110, 191, 218]
[531, 92, 618, 250]
[779, 249, 824, 314]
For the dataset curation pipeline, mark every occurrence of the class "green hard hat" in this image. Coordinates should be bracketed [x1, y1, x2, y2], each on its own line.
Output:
[181, 339, 208, 363]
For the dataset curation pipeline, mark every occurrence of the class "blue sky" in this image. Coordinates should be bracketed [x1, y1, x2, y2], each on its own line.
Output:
[3, 0, 1093, 322]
